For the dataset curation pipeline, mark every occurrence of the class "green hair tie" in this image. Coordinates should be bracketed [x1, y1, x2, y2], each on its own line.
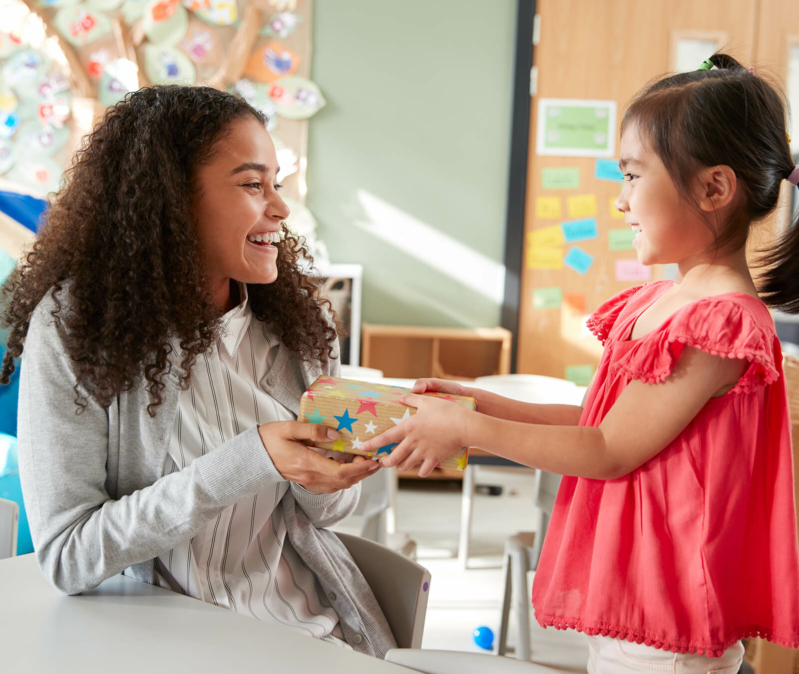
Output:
[696, 59, 714, 71]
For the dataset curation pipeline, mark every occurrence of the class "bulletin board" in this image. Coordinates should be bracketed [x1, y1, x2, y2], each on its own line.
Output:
[517, 0, 763, 383]
[0, 0, 321, 204]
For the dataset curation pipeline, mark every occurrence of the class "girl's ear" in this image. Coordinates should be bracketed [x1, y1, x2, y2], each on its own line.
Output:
[695, 165, 738, 212]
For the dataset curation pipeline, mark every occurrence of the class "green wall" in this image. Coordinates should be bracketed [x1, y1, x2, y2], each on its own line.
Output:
[308, 0, 516, 328]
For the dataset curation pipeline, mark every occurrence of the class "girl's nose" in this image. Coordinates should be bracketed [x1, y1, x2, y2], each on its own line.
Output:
[613, 192, 628, 215]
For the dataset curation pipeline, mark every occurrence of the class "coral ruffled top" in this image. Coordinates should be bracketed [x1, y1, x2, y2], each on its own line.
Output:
[532, 280, 799, 656]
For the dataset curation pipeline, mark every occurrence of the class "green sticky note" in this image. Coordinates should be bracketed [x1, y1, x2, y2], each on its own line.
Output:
[542, 167, 580, 190]
[608, 228, 636, 251]
[533, 287, 563, 310]
[565, 365, 594, 386]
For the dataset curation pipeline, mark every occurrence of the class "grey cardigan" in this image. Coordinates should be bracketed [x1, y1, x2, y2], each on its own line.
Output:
[17, 287, 396, 658]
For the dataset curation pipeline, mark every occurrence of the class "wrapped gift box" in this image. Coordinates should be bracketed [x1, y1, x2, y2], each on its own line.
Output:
[299, 376, 474, 471]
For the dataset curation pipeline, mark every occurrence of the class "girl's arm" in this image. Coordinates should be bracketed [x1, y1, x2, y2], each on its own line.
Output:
[362, 347, 747, 478]
[411, 378, 587, 427]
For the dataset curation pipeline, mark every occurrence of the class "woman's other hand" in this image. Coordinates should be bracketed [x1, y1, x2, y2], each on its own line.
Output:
[258, 421, 379, 493]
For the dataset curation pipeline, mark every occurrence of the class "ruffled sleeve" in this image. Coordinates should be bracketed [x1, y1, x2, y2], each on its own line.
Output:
[612, 296, 779, 394]
[586, 284, 646, 345]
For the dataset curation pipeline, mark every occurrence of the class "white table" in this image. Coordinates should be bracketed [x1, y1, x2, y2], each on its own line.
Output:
[0, 554, 409, 673]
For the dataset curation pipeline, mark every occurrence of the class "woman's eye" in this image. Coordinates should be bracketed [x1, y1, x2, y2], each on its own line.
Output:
[243, 182, 262, 189]
[623, 173, 638, 182]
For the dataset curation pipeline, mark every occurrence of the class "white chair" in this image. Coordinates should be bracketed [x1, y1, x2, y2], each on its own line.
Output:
[0, 496, 18, 560]
[458, 375, 582, 569]
[335, 532, 431, 649]
[386, 649, 568, 673]
[497, 470, 562, 661]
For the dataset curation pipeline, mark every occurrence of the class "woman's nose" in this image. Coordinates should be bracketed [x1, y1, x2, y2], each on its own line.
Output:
[269, 194, 290, 221]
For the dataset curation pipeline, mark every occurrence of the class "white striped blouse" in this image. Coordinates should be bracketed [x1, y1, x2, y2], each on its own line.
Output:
[156, 284, 349, 647]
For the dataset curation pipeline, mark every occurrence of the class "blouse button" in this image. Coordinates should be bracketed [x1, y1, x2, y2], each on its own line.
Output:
[352, 634, 363, 644]
[266, 377, 275, 387]
[328, 591, 337, 601]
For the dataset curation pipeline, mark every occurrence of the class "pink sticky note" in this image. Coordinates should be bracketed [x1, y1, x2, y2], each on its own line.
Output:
[615, 259, 652, 282]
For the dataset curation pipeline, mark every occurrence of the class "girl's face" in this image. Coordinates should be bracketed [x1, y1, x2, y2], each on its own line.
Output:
[192, 116, 289, 294]
[614, 123, 715, 267]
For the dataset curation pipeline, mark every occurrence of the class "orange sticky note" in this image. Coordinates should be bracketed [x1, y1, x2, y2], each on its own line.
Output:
[563, 292, 586, 314]
[567, 194, 598, 218]
[527, 224, 565, 248]
[535, 196, 562, 220]
[609, 196, 624, 219]
[526, 246, 564, 270]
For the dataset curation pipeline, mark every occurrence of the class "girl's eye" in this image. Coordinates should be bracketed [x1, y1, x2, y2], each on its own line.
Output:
[274, 183, 283, 191]
[623, 173, 638, 182]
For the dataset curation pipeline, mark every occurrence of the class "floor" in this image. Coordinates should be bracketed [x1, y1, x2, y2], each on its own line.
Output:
[344, 466, 590, 672]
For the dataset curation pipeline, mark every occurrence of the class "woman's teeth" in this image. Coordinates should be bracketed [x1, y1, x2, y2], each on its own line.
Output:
[247, 232, 281, 245]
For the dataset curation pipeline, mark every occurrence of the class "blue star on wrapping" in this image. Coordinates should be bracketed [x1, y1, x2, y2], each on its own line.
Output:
[334, 409, 357, 432]
[377, 443, 398, 456]
[346, 384, 362, 390]
[359, 390, 380, 399]
[306, 407, 327, 425]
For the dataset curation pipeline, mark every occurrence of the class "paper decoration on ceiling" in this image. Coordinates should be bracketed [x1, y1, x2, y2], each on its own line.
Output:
[179, 24, 221, 65]
[3, 51, 50, 96]
[37, 0, 80, 8]
[232, 79, 278, 131]
[182, 0, 208, 10]
[244, 42, 299, 83]
[54, 5, 112, 47]
[0, 112, 21, 140]
[143, 0, 189, 45]
[268, 76, 324, 119]
[260, 12, 302, 38]
[36, 95, 70, 127]
[192, 0, 237, 26]
[144, 44, 196, 84]
[99, 58, 138, 106]
[268, 0, 298, 11]
[15, 120, 69, 156]
[121, 0, 147, 22]
[87, 49, 112, 77]
[0, 32, 21, 59]
[0, 88, 18, 116]
[0, 140, 14, 174]
[87, 0, 125, 11]
[272, 136, 297, 181]
[7, 156, 62, 194]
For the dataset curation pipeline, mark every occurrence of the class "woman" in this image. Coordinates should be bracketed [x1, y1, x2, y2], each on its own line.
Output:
[2, 86, 395, 657]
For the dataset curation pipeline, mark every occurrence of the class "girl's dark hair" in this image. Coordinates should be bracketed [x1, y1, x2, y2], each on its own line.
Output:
[0, 85, 337, 415]
[622, 52, 799, 312]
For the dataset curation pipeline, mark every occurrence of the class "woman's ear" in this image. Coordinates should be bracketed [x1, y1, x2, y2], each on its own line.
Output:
[695, 165, 738, 212]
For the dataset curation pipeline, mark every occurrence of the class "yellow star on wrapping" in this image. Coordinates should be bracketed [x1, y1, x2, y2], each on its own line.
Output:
[331, 438, 349, 452]
[327, 390, 347, 398]
[455, 451, 468, 471]
[374, 385, 393, 392]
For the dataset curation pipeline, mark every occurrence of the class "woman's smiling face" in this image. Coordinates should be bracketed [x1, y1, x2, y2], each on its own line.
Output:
[192, 115, 289, 306]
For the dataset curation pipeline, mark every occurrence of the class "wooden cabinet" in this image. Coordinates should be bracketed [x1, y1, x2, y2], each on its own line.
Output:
[360, 324, 512, 381]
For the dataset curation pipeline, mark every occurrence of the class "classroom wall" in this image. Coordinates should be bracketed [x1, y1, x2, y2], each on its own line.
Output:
[307, 0, 516, 328]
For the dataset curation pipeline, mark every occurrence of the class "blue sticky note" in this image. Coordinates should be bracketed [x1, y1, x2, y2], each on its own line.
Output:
[561, 217, 598, 243]
[564, 246, 594, 275]
[595, 159, 624, 182]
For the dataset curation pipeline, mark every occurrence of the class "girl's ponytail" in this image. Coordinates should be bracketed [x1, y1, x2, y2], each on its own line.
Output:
[759, 169, 799, 313]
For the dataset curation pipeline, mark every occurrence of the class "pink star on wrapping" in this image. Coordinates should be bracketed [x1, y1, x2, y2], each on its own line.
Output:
[356, 399, 379, 416]
[303, 391, 315, 402]
[437, 395, 458, 403]
[316, 377, 336, 385]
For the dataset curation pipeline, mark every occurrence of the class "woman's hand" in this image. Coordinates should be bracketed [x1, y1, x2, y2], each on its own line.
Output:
[258, 421, 379, 494]
[359, 393, 470, 477]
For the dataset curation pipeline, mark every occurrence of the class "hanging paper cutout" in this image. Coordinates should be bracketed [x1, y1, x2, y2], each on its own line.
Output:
[37, 0, 80, 8]
[54, 6, 112, 47]
[268, 0, 298, 11]
[144, 0, 189, 46]
[87, 49, 112, 77]
[232, 79, 278, 131]
[0, 88, 18, 116]
[179, 26, 219, 63]
[88, 0, 125, 10]
[244, 42, 299, 84]
[272, 136, 298, 181]
[144, 45, 196, 85]
[182, 0, 209, 10]
[193, 0, 237, 26]
[0, 139, 14, 174]
[268, 77, 325, 119]
[37, 96, 70, 128]
[2, 51, 49, 95]
[15, 120, 69, 156]
[7, 156, 62, 195]
[99, 59, 139, 107]
[121, 0, 148, 22]
[0, 112, 20, 140]
[260, 11, 303, 38]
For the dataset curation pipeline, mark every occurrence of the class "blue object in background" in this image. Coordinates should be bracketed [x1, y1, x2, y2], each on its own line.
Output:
[0, 347, 19, 437]
[0, 433, 32, 555]
[0, 190, 47, 233]
[472, 625, 494, 650]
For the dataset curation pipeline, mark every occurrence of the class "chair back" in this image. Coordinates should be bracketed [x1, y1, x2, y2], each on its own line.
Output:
[351, 468, 390, 543]
[533, 469, 562, 515]
[334, 531, 431, 649]
[0, 497, 18, 559]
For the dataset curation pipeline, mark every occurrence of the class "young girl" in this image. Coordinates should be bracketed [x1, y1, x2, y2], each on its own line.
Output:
[362, 53, 799, 671]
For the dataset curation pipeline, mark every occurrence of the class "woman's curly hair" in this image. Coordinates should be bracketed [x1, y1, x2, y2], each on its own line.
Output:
[0, 85, 337, 416]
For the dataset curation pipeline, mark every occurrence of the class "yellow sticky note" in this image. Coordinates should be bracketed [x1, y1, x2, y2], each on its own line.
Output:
[535, 196, 562, 220]
[526, 246, 564, 269]
[609, 196, 624, 219]
[527, 224, 565, 248]
[567, 194, 598, 218]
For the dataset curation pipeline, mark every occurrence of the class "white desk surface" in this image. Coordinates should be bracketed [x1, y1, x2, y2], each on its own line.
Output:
[0, 554, 410, 674]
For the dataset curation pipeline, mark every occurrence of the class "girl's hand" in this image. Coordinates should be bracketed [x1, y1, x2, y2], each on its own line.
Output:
[359, 394, 470, 477]
[410, 378, 472, 398]
[258, 421, 379, 493]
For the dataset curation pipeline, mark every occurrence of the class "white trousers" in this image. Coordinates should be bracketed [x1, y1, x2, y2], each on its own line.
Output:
[587, 636, 745, 674]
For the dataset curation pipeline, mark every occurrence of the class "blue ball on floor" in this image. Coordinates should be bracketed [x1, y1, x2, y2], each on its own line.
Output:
[472, 625, 494, 650]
